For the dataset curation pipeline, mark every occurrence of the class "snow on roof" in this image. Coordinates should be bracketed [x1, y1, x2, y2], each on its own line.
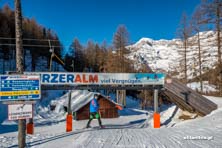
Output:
[71, 91, 94, 112]
[61, 90, 121, 112]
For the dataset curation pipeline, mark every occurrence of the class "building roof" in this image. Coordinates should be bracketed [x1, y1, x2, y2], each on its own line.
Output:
[63, 90, 121, 112]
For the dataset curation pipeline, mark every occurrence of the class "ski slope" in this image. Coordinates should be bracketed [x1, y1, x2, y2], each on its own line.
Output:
[0, 95, 221, 148]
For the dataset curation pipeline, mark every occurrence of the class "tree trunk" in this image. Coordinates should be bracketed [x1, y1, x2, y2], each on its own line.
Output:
[197, 32, 203, 92]
[216, 1, 222, 95]
[184, 40, 187, 84]
[18, 119, 26, 148]
[216, 1, 221, 65]
[15, 0, 26, 147]
[15, 0, 24, 73]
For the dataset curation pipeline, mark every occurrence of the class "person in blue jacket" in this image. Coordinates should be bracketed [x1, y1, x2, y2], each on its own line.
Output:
[86, 94, 104, 128]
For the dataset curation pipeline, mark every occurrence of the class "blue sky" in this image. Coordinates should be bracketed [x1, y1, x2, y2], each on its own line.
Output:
[0, 0, 200, 49]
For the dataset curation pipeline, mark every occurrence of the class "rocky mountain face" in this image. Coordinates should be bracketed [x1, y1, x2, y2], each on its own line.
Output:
[127, 31, 219, 80]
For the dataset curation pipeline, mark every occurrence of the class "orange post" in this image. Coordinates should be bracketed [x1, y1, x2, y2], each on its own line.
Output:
[27, 123, 34, 134]
[153, 113, 160, 128]
[66, 114, 72, 132]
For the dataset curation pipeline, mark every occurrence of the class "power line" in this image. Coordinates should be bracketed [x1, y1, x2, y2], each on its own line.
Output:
[0, 37, 60, 42]
[0, 43, 64, 48]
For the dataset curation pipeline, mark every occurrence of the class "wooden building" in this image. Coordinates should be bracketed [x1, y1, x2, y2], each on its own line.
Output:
[75, 95, 121, 120]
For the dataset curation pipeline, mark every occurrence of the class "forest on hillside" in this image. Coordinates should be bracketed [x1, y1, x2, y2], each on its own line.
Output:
[0, 4, 63, 73]
[64, 25, 141, 73]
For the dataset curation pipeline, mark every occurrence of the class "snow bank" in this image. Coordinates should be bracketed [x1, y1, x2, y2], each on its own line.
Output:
[187, 81, 217, 93]
[0, 90, 66, 127]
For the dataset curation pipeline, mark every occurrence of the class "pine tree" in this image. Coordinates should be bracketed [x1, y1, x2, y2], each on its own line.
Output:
[84, 40, 95, 72]
[70, 38, 84, 72]
[112, 25, 131, 72]
[0, 4, 63, 72]
[113, 25, 132, 106]
[98, 40, 108, 72]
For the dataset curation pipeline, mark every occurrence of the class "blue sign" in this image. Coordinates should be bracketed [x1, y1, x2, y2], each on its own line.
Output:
[0, 75, 41, 101]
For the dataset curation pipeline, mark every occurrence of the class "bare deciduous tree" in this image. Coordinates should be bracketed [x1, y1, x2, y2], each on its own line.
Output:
[191, 5, 207, 92]
[201, 0, 222, 64]
[177, 13, 192, 84]
[113, 25, 130, 73]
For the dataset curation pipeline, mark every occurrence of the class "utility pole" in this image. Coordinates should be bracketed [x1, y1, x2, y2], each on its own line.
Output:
[48, 40, 54, 71]
[15, 0, 26, 147]
[120, 45, 126, 107]
[154, 89, 159, 113]
[68, 90, 72, 115]
[153, 89, 160, 128]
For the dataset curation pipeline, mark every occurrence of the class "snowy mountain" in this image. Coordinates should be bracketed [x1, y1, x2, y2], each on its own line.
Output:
[127, 31, 218, 80]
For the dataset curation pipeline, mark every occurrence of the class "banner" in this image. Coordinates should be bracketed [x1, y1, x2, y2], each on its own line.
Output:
[25, 72, 165, 85]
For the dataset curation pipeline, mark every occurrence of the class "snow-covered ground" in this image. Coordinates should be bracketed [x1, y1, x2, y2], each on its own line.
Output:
[0, 92, 221, 148]
[0, 90, 66, 134]
[187, 81, 218, 93]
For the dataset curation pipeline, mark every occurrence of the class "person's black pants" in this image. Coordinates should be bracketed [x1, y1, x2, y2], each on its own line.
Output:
[87, 112, 102, 127]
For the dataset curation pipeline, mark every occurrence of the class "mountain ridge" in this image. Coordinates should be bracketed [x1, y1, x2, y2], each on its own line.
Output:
[127, 31, 219, 80]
